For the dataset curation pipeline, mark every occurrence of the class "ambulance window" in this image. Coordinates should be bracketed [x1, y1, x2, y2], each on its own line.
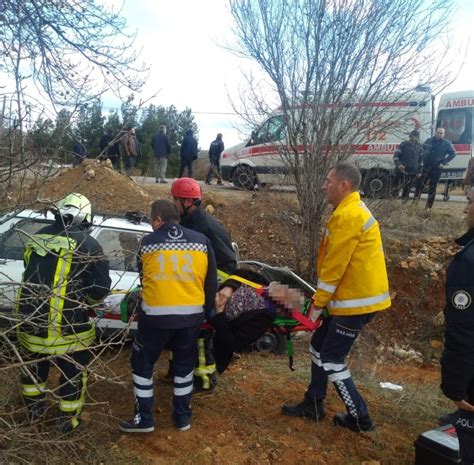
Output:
[247, 116, 285, 147]
[248, 121, 269, 146]
[266, 116, 285, 142]
[437, 108, 473, 144]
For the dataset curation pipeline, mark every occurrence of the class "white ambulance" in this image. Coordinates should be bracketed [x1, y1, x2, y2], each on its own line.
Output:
[221, 89, 473, 197]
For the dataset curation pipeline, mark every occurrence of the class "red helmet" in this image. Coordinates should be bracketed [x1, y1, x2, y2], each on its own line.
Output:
[171, 177, 202, 199]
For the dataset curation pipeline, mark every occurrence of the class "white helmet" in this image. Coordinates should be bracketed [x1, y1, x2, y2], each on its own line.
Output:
[54, 193, 93, 227]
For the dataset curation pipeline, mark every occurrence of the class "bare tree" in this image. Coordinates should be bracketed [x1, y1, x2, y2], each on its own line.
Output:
[0, 2, 149, 460]
[229, 0, 455, 277]
[0, 0, 148, 181]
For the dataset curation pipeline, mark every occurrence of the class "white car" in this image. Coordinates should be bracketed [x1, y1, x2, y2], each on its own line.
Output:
[0, 209, 152, 335]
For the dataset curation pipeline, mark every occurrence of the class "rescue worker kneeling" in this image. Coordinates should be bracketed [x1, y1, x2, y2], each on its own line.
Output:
[119, 200, 217, 433]
[17, 193, 111, 433]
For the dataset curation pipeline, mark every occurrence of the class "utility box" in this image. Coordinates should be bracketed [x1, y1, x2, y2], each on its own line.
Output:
[414, 424, 461, 465]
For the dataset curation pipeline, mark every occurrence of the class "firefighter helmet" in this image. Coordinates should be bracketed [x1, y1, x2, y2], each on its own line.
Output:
[54, 193, 93, 226]
[170, 177, 202, 199]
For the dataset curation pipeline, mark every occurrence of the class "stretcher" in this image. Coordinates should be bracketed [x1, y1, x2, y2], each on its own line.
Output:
[95, 261, 322, 369]
[237, 260, 322, 369]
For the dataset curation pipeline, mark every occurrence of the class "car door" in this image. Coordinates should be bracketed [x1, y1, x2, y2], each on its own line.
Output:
[0, 217, 53, 310]
[90, 227, 146, 333]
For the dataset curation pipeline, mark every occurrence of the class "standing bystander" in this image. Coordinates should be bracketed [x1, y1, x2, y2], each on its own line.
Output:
[178, 129, 198, 178]
[120, 127, 137, 176]
[393, 130, 424, 203]
[72, 137, 87, 166]
[205, 133, 224, 185]
[415, 127, 456, 209]
[152, 125, 171, 183]
[99, 129, 120, 169]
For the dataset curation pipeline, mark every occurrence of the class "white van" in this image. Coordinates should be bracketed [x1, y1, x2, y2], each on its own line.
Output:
[221, 89, 473, 197]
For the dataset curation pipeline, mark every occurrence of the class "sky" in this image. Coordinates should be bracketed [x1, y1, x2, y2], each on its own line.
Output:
[106, 0, 474, 149]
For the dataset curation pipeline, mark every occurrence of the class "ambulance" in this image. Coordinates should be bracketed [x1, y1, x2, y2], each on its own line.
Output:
[221, 89, 474, 197]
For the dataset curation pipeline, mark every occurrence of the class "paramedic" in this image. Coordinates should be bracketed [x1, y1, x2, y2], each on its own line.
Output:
[282, 162, 391, 433]
[119, 200, 217, 433]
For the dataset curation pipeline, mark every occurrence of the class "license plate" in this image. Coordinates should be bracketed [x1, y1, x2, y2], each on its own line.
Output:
[440, 170, 463, 180]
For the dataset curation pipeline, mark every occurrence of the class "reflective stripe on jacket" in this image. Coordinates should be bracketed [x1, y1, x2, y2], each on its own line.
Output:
[17, 224, 111, 355]
[313, 191, 391, 316]
[139, 222, 217, 328]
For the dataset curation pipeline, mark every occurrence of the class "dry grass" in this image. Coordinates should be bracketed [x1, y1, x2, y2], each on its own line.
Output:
[368, 197, 465, 239]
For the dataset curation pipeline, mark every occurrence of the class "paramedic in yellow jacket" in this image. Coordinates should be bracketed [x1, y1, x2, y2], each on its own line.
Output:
[282, 162, 391, 433]
[119, 200, 217, 433]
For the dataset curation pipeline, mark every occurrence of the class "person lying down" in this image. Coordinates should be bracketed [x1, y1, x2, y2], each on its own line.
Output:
[210, 268, 306, 373]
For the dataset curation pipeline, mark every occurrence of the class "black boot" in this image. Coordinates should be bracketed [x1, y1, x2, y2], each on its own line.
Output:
[281, 398, 325, 421]
[333, 412, 375, 432]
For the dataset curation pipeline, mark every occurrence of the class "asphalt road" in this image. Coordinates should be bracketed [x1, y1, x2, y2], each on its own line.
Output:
[133, 176, 467, 203]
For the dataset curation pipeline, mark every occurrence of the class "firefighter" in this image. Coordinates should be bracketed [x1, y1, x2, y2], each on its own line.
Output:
[119, 200, 217, 433]
[282, 162, 391, 433]
[170, 177, 237, 393]
[17, 193, 111, 433]
[440, 188, 474, 464]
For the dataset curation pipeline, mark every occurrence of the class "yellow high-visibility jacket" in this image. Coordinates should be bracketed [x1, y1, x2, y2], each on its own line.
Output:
[313, 191, 391, 316]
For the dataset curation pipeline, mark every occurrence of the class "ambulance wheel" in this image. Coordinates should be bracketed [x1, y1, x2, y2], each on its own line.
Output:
[232, 165, 258, 190]
[363, 170, 392, 198]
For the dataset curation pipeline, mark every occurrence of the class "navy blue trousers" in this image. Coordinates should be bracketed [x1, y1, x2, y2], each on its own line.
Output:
[306, 313, 374, 418]
[131, 322, 200, 427]
[178, 158, 194, 178]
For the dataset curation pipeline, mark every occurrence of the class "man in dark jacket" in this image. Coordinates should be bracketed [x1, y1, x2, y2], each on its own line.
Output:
[72, 138, 87, 166]
[441, 188, 474, 464]
[393, 130, 423, 202]
[178, 129, 198, 178]
[171, 177, 237, 393]
[99, 129, 120, 169]
[119, 200, 217, 433]
[17, 193, 111, 433]
[415, 127, 456, 209]
[205, 133, 224, 185]
[152, 125, 171, 183]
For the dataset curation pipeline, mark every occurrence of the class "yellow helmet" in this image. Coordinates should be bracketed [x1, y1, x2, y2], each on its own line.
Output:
[54, 193, 93, 226]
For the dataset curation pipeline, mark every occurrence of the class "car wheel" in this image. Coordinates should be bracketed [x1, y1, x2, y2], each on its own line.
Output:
[363, 170, 392, 198]
[232, 165, 258, 190]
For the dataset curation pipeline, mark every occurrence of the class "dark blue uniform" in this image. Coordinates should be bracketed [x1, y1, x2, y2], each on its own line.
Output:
[127, 222, 217, 431]
[441, 229, 474, 464]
